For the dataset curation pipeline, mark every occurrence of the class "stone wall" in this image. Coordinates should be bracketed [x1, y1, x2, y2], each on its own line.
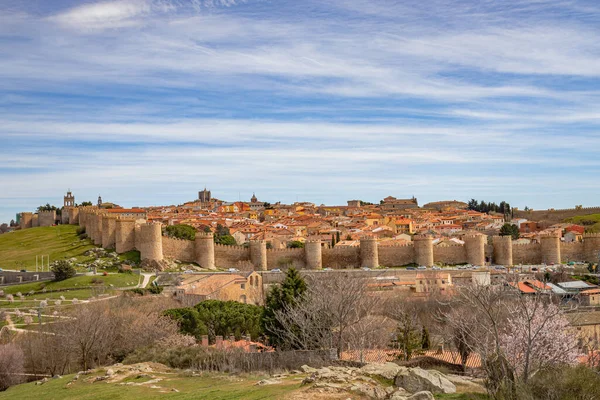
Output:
[215, 244, 251, 268]
[513, 206, 600, 223]
[378, 244, 414, 267]
[38, 210, 56, 227]
[434, 244, 467, 265]
[321, 246, 360, 269]
[560, 241, 584, 263]
[512, 243, 542, 265]
[163, 236, 196, 261]
[266, 248, 306, 270]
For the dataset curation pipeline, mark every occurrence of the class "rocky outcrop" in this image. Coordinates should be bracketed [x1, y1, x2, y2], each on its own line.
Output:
[298, 363, 459, 399]
[395, 367, 456, 394]
[360, 362, 406, 381]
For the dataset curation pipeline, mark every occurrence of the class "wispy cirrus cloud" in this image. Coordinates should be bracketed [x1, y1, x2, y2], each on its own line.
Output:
[1, 0, 600, 222]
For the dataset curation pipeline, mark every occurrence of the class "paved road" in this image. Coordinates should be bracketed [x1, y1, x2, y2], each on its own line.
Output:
[138, 273, 153, 288]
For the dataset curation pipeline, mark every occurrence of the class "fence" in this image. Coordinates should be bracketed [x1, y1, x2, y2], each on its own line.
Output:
[341, 348, 482, 369]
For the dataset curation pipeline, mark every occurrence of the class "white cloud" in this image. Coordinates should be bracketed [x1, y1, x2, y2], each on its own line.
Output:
[49, 0, 152, 31]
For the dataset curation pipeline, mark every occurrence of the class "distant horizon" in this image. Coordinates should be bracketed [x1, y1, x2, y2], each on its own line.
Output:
[3, 1, 600, 225]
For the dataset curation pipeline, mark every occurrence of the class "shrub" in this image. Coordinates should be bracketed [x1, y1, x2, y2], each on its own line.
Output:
[527, 364, 600, 400]
[76, 226, 86, 235]
[51, 260, 76, 281]
[119, 265, 133, 274]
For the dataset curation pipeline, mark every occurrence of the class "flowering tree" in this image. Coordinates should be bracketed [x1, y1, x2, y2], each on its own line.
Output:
[499, 296, 578, 383]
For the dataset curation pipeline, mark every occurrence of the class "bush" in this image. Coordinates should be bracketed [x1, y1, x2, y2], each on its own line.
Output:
[51, 260, 76, 281]
[119, 265, 133, 274]
[526, 364, 600, 400]
[76, 226, 86, 235]
[78, 233, 88, 240]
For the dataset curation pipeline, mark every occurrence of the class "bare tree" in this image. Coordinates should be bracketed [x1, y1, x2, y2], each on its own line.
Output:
[0, 344, 25, 391]
[272, 274, 381, 356]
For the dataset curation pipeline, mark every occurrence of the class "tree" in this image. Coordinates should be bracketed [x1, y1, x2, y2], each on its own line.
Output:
[51, 260, 76, 281]
[287, 240, 304, 249]
[336, 231, 341, 243]
[165, 224, 196, 241]
[37, 203, 57, 212]
[331, 234, 335, 248]
[499, 223, 520, 240]
[389, 301, 423, 361]
[0, 344, 25, 391]
[346, 234, 352, 241]
[80, 201, 93, 206]
[0, 224, 8, 233]
[499, 296, 578, 384]
[263, 268, 307, 346]
[421, 326, 431, 350]
[165, 300, 264, 342]
[271, 274, 381, 356]
[9, 220, 16, 227]
[214, 224, 236, 246]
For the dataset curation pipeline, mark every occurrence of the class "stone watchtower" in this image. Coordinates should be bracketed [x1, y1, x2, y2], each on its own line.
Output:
[305, 239, 323, 270]
[414, 235, 434, 267]
[360, 237, 379, 268]
[195, 232, 215, 269]
[540, 232, 561, 265]
[464, 234, 486, 266]
[493, 235, 513, 266]
[138, 223, 164, 262]
[249, 239, 268, 271]
[64, 190, 75, 207]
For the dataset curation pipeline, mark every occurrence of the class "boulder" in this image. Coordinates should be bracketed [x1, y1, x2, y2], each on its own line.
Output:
[349, 382, 388, 399]
[360, 362, 405, 381]
[395, 367, 456, 394]
[408, 391, 435, 400]
[300, 364, 317, 373]
[389, 387, 411, 399]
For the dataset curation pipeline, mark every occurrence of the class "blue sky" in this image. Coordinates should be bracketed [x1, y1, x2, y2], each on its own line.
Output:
[2, 0, 600, 223]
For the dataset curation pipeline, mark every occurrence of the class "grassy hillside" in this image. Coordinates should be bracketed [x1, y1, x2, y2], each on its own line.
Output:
[0, 226, 96, 270]
[565, 214, 600, 233]
[0, 274, 140, 310]
[0, 370, 302, 400]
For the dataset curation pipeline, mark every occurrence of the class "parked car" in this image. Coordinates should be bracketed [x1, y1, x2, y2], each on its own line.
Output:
[361, 267, 371, 271]
[228, 268, 240, 273]
[432, 266, 441, 270]
[20, 269, 27, 273]
[323, 267, 333, 271]
[183, 270, 195, 273]
[406, 267, 416, 270]
[270, 268, 282, 273]
[417, 266, 427, 270]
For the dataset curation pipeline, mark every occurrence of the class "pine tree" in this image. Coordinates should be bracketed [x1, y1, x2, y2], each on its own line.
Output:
[263, 268, 307, 347]
[421, 326, 431, 350]
[336, 231, 341, 244]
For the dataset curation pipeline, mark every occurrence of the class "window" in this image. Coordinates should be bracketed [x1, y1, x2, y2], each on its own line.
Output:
[241, 283, 245, 289]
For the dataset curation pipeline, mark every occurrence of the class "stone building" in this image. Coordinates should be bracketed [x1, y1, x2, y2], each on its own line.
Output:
[198, 188, 211, 203]
[380, 196, 419, 212]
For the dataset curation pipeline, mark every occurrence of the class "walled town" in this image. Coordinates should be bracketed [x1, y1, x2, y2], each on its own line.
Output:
[3, 190, 600, 399]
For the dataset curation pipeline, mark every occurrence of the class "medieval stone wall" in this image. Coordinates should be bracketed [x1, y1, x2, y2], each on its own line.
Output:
[19, 212, 32, 229]
[215, 244, 251, 268]
[378, 244, 415, 267]
[38, 210, 56, 227]
[513, 206, 600, 223]
[512, 243, 542, 264]
[162, 236, 196, 261]
[321, 246, 361, 269]
[434, 244, 467, 265]
[266, 248, 306, 270]
[560, 241, 584, 263]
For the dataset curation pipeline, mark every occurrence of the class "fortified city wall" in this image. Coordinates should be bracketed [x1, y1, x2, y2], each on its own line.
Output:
[17, 206, 600, 270]
[513, 206, 600, 223]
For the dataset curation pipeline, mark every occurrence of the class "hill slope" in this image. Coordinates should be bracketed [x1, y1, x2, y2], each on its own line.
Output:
[0, 226, 96, 271]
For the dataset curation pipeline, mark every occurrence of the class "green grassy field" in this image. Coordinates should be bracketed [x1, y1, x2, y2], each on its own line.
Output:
[0, 274, 140, 309]
[0, 371, 303, 400]
[0, 225, 96, 270]
[565, 214, 600, 233]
